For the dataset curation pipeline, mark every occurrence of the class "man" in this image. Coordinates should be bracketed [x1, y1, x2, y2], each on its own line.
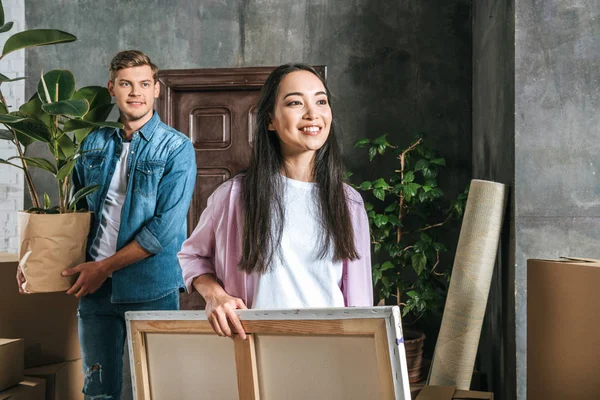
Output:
[60, 50, 195, 399]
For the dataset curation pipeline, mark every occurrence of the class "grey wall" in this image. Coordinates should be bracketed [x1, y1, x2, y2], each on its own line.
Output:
[24, 0, 472, 397]
[24, 0, 472, 207]
[514, 1, 600, 399]
[472, 1, 515, 399]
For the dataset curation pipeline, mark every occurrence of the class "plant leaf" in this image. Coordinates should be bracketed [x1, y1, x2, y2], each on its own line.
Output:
[411, 253, 427, 275]
[3, 30, 76, 58]
[44, 193, 51, 209]
[0, 21, 13, 34]
[0, 72, 26, 83]
[73, 86, 111, 111]
[20, 156, 57, 175]
[0, 158, 22, 169]
[69, 184, 101, 210]
[430, 158, 446, 166]
[358, 181, 372, 191]
[354, 138, 371, 148]
[0, 2, 4, 26]
[19, 93, 53, 126]
[380, 261, 395, 271]
[56, 133, 74, 160]
[373, 188, 385, 201]
[37, 70, 76, 103]
[7, 118, 52, 143]
[56, 159, 76, 181]
[42, 99, 89, 117]
[403, 171, 415, 183]
[0, 129, 13, 140]
[373, 214, 389, 228]
[414, 159, 429, 171]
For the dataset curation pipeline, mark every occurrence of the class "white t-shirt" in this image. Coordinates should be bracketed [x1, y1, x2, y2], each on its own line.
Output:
[89, 142, 130, 267]
[251, 176, 344, 309]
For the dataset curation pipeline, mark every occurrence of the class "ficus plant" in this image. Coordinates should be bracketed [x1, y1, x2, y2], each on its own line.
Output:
[352, 134, 468, 321]
[0, 0, 121, 214]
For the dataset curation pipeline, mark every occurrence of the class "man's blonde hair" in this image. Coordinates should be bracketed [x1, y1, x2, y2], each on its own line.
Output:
[109, 50, 159, 82]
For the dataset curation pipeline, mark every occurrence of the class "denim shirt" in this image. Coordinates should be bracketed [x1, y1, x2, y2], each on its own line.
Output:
[72, 111, 196, 303]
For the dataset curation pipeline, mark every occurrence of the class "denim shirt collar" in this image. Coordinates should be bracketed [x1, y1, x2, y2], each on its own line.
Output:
[111, 111, 161, 142]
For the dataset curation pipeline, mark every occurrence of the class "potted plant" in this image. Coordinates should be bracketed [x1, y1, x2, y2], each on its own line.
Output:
[352, 133, 467, 382]
[0, 3, 121, 292]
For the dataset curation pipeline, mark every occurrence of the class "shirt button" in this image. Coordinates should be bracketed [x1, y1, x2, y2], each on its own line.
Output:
[131, 151, 134, 154]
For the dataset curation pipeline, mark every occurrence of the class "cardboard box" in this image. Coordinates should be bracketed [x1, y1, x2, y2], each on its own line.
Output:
[416, 385, 493, 399]
[0, 377, 45, 400]
[25, 359, 84, 400]
[0, 338, 25, 391]
[528, 257, 600, 400]
[0, 252, 80, 367]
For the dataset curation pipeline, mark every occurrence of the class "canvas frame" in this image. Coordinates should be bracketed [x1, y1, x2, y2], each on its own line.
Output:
[126, 306, 410, 400]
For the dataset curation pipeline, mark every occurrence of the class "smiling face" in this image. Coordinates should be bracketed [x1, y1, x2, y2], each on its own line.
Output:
[267, 70, 332, 160]
[108, 65, 159, 126]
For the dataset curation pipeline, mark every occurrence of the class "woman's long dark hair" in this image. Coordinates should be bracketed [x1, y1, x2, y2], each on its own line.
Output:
[239, 63, 359, 274]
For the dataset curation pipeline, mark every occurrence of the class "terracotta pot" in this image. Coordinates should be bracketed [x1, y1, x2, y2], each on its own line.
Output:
[404, 329, 426, 383]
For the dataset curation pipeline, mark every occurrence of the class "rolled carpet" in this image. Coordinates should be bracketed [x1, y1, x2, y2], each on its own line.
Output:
[428, 179, 507, 389]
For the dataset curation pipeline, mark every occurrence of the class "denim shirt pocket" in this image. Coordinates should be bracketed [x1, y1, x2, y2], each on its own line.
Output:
[134, 161, 165, 197]
[81, 155, 105, 209]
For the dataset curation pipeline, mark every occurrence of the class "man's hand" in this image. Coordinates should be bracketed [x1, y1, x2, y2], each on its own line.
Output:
[16, 266, 29, 294]
[63, 261, 110, 298]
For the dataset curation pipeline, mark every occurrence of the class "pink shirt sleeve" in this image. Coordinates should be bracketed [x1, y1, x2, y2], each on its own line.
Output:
[177, 189, 219, 293]
[342, 187, 374, 306]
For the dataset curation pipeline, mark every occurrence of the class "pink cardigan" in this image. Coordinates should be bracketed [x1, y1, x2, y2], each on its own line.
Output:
[178, 177, 373, 308]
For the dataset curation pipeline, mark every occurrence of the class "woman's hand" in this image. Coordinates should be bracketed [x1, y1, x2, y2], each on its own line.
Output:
[205, 292, 248, 339]
[193, 274, 248, 339]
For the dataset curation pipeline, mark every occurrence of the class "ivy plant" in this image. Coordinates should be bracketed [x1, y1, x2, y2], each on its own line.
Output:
[352, 134, 468, 320]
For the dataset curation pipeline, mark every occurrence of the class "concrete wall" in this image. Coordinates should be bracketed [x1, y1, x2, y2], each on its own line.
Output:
[24, 1, 472, 398]
[472, 1, 515, 399]
[0, 0, 25, 253]
[24, 0, 472, 205]
[514, 1, 600, 398]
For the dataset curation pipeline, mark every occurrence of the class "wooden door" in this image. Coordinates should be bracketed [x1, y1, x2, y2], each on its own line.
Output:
[156, 66, 326, 309]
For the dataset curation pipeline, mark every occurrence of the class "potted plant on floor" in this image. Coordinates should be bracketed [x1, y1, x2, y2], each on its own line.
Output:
[352, 133, 467, 382]
[0, 3, 122, 292]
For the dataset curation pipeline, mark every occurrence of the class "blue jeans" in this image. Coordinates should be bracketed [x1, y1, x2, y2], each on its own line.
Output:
[78, 279, 179, 400]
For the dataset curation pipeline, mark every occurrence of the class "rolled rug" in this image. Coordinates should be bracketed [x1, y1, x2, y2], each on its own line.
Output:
[428, 179, 507, 389]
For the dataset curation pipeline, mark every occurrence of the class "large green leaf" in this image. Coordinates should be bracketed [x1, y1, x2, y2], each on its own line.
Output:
[69, 184, 101, 210]
[7, 118, 52, 143]
[19, 93, 52, 127]
[19, 156, 57, 175]
[55, 133, 74, 160]
[2, 30, 76, 58]
[0, 2, 4, 26]
[56, 159, 76, 180]
[0, 113, 27, 123]
[0, 102, 6, 114]
[0, 73, 25, 83]
[37, 70, 75, 103]
[42, 99, 89, 117]
[15, 131, 32, 147]
[84, 103, 114, 122]
[73, 86, 111, 111]
[0, 22, 13, 34]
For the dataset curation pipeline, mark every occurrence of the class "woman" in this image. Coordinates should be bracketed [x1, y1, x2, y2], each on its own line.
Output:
[178, 63, 372, 339]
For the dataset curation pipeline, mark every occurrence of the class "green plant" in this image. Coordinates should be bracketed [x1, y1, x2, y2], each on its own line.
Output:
[0, 1, 121, 213]
[353, 134, 467, 321]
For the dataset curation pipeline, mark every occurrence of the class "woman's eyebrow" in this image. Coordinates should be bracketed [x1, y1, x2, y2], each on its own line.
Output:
[282, 90, 327, 99]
